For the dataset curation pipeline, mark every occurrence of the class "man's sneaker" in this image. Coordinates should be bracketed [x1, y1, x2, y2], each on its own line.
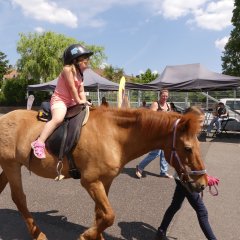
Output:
[160, 173, 173, 179]
[135, 165, 143, 178]
[155, 229, 169, 240]
[31, 139, 46, 159]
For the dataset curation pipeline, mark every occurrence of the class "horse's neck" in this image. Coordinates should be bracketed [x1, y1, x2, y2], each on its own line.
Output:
[116, 109, 174, 162]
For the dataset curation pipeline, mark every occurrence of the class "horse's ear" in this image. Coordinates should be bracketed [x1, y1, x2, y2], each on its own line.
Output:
[178, 113, 202, 135]
[182, 106, 204, 132]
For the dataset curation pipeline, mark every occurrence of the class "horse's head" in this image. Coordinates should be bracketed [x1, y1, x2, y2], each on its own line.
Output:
[164, 107, 207, 193]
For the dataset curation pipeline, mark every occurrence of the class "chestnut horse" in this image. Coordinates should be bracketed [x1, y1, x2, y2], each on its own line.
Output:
[0, 107, 207, 240]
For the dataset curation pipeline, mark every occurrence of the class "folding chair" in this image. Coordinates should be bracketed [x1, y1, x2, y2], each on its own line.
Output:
[212, 114, 234, 137]
[220, 117, 236, 133]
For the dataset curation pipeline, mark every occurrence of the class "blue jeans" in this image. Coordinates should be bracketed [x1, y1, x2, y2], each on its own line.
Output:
[138, 149, 168, 175]
[207, 117, 222, 133]
[159, 180, 217, 240]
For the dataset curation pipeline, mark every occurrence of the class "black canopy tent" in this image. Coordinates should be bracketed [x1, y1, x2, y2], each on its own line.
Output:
[27, 78, 58, 92]
[147, 63, 240, 91]
[27, 69, 159, 106]
[27, 73, 157, 92]
[125, 82, 158, 91]
[27, 69, 119, 105]
[27, 68, 119, 92]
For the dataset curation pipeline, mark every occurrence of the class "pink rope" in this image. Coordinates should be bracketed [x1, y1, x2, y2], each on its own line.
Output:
[207, 175, 220, 196]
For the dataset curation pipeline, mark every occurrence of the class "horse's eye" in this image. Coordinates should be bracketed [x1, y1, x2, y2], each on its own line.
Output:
[184, 146, 192, 153]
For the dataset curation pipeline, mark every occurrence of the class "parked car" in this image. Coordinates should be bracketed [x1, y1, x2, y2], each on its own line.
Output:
[219, 98, 240, 131]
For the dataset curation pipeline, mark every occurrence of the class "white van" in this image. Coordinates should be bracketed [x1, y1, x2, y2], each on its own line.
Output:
[219, 98, 240, 131]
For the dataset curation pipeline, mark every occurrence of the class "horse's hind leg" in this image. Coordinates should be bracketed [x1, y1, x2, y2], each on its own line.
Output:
[0, 170, 8, 193]
[1, 162, 47, 240]
[80, 179, 115, 240]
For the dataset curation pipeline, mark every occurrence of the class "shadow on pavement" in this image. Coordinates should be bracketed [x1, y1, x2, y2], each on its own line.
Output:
[0, 209, 124, 240]
[198, 131, 240, 144]
[118, 221, 178, 240]
[121, 167, 160, 179]
[118, 221, 156, 240]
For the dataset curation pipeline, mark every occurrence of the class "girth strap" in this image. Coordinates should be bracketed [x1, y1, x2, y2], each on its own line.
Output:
[66, 152, 81, 179]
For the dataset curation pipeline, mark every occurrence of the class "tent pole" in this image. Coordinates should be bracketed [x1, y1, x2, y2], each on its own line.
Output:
[206, 91, 209, 110]
[233, 89, 236, 99]
[127, 90, 130, 106]
[138, 90, 141, 107]
[185, 92, 189, 108]
[97, 89, 100, 106]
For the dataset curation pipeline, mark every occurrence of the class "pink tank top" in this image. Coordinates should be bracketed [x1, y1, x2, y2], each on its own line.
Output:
[50, 72, 83, 108]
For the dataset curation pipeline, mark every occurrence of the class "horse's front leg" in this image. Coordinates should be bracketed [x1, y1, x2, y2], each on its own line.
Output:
[1, 162, 47, 240]
[79, 179, 115, 240]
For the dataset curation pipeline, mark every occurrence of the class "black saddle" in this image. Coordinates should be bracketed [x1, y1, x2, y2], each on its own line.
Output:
[38, 102, 87, 179]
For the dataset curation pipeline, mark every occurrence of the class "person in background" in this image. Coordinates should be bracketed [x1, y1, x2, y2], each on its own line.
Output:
[170, 102, 178, 112]
[135, 89, 173, 179]
[101, 96, 109, 107]
[121, 95, 130, 108]
[141, 100, 148, 108]
[207, 102, 228, 134]
[87, 99, 94, 108]
[31, 44, 93, 159]
[156, 106, 219, 240]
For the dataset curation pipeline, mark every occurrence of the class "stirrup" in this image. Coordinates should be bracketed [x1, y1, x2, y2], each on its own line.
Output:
[54, 160, 65, 181]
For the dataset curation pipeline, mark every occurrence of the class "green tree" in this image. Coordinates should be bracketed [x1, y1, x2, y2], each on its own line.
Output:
[17, 31, 107, 83]
[221, 0, 240, 76]
[103, 65, 124, 83]
[0, 51, 9, 82]
[136, 68, 158, 83]
[2, 77, 27, 106]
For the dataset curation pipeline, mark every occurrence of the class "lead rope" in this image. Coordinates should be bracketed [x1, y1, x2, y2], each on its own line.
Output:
[201, 175, 219, 198]
[201, 185, 218, 198]
[209, 185, 218, 196]
[207, 175, 219, 196]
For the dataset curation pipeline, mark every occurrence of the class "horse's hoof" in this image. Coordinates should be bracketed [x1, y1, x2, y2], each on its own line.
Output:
[35, 232, 48, 240]
[78, 234, 104, 240]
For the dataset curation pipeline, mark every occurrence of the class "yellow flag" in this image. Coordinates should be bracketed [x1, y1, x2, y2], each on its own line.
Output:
[118, 76, 126, 108]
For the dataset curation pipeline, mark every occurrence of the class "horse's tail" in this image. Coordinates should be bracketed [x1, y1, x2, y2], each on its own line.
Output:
[0, 170, 8, 194]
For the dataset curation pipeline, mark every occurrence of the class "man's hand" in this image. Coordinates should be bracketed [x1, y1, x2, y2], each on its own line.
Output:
[207, 175, 219, 186]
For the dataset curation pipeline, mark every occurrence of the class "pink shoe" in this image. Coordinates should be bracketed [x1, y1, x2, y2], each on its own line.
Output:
[31, 139, 46, 159]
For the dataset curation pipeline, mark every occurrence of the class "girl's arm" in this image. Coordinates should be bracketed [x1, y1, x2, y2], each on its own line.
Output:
[78, 83, 87, 103]
[62, 66, 85, 104]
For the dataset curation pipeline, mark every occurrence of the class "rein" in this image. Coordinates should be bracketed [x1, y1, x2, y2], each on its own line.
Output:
[170, 119, 207, 183]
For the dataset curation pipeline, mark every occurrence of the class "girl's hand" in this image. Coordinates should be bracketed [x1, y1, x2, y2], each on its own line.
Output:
[85, 101, 92, 106]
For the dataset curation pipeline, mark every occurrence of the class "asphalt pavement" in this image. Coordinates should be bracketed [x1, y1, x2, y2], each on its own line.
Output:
[0, 131, 240, 240]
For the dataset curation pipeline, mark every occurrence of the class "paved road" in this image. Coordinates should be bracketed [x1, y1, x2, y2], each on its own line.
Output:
[0, 132, 240, 240]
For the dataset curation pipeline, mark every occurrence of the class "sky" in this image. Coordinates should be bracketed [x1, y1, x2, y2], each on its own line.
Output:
[0, 0, 235, 76]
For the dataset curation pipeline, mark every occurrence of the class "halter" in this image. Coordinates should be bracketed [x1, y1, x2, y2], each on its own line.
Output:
[170, 119, 207, 182]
